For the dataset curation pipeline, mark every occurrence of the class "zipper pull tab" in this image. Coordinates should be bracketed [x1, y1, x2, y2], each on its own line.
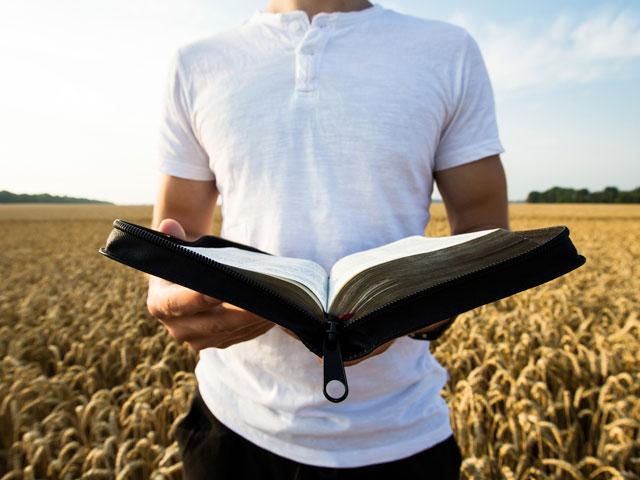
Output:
[322, 316, 349, 403]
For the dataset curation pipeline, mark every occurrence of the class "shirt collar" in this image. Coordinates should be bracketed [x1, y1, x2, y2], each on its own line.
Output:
[248, 3, 385, 29]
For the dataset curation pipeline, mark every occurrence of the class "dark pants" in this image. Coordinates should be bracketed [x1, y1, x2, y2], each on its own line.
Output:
[175, 386, 463, 479]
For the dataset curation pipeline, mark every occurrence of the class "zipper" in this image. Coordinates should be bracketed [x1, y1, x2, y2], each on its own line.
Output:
[110, 220, 574, 401]
[322, 313, 348, 403]
[111, 219, 325, 354]
[337, 226, 572, 357]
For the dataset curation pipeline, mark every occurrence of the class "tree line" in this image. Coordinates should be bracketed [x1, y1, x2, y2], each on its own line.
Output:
[0, 190, 112, 204]
[527, 186, 640, 203]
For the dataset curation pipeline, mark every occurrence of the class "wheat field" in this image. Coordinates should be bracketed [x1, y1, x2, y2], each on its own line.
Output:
[0, 204, 638, 479]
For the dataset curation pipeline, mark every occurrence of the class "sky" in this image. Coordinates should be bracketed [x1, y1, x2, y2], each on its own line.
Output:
[0, 0, 638, 204]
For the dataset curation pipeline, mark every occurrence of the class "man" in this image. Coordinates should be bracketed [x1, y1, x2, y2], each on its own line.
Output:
[146, 0, 509, 478]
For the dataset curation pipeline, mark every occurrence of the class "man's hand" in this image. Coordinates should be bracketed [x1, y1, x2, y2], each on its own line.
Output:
[344, 341, 394, 366]
[281, 328, 394, 367]
[344, 156, 509, 365]
[343, 316, 459, 366]
[146, 218, 275, 350]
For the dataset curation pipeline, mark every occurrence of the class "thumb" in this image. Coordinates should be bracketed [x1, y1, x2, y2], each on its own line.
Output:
[156, 218, 187, 240]
[152, 218, 220, 305]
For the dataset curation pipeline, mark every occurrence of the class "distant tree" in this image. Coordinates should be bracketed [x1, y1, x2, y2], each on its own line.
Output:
[619, 187, 640, 203]
[575, 188, 590, 203]
[527, 191, 542, 203]
[602, 186, 619, 203]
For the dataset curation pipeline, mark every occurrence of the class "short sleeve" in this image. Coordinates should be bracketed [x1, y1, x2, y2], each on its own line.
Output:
[433, 31, 505, 172]
[157, 50, 215, 181]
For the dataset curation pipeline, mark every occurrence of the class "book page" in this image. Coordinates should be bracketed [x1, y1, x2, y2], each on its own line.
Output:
[327, 229, 500, 307]
[183, 246, 329, 310]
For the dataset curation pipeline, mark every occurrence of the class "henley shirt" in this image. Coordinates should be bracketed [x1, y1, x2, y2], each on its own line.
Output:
[157, 2, 504, 468]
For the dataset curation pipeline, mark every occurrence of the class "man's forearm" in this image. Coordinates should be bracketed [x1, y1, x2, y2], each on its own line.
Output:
[411, 155, 509, 337]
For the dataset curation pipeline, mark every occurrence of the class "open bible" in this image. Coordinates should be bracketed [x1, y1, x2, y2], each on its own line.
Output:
[99, 219, 585, 402]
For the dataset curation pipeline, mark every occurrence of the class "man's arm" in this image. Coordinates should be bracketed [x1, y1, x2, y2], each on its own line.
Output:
[146, 174, 275, 351]
[409, 154, 509, 337]
[151, 173, 218, 238]
[434, 154, 509, 234]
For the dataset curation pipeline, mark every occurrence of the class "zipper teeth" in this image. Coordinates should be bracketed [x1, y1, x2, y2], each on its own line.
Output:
[341, 227, 569, 331]
[112, 219, 324, 332]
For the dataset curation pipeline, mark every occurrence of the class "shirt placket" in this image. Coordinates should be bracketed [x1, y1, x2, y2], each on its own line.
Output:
[289, 17, 333, 93]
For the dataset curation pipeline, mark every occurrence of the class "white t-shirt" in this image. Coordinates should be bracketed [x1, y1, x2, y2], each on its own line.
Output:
[157, 2, 504, 468]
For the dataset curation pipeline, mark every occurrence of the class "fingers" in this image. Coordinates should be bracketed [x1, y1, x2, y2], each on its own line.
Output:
[343, 340, 395, 367]
[147, 283, 222, 320]
[196, 321, 274, 350]
[146, 217, 275, 350]
[156, 218, 187, 239]
[147, 217, 221, 316]
[409, 317, 454, 334]
[314, 339, 395, 366]
[159, 305, 274, 350]
[161, 304, 266, 338]
[279, 326, 299, 340]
